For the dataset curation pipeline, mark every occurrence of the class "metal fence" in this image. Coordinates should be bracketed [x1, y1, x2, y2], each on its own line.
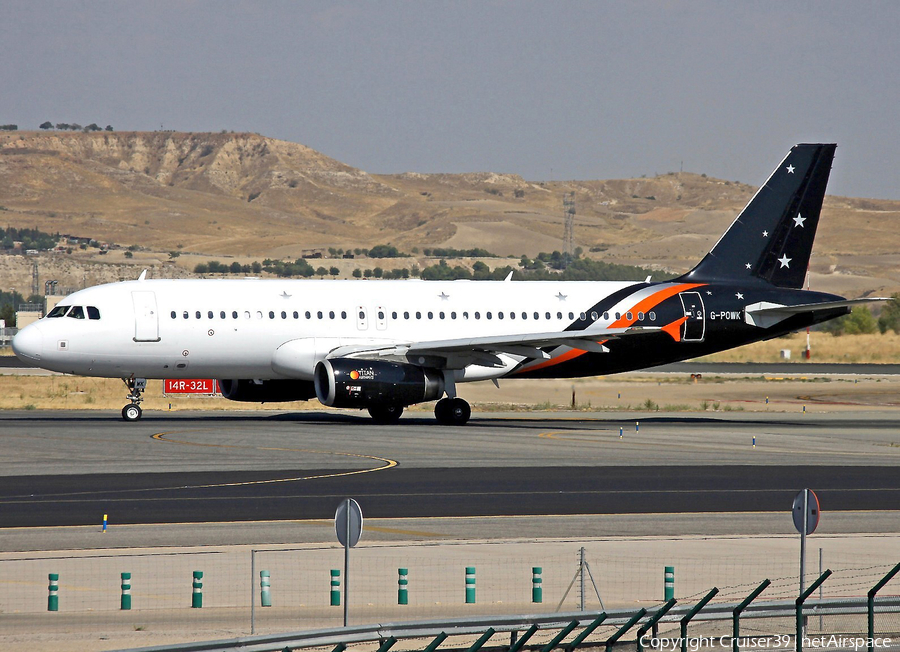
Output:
[0, 543, 897, 650]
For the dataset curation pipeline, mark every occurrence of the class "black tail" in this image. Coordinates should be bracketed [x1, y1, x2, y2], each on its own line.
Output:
[681, 143, 836, 289]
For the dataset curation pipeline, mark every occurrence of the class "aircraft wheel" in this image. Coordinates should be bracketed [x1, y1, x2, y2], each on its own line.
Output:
[434, 398, 451, 424]
[122, 404, 142, 422]
[368, 404, 403, 424]
[436, 398, 470, 425]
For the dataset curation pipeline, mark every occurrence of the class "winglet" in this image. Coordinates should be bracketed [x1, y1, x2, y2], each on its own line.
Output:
[504, 270, 514, 282]
[138, 269, 148, 281]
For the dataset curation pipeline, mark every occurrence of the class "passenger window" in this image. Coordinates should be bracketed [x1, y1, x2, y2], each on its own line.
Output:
[221, 311, 226, 319]
[615, 312, 621, 320]
[170, 311, 177, 319]
[439, 312, 445, 319]
[427, 311, 433, 319]
[603, 312, 609, 320]
[591, 311, 598, 320]
[358, 310, 365, 319]
[579, 312, 586, 320]
[498, 312, 504, 320]
[232, 311, 238, 319]
[649, 311, 656, 321]
[474, 312, 480, 319]
[269, 311, 275, 319]
[451, 312, 457, 319]
[329, 311, 335, 319]
[293, 311, 299, 319]
[544, 312, 550, 320]
[557, 312, 562, 319]
[196, 311, 202, 319]
[244, 311, 251, 319]
[404, 311, 410, 319]
[392, 311, 398, 320]
[183, 311, 189, 320]
[68, 306, 85, 319]
[87, 306, 101, 320]
[208, 311, 214, 319]
[48, 306, 69, 318]
[638, 312, 644, 321]
[463, 311, 469, 319]
[626, 312, 633, 321]
[416, 312, 421, 319]
[281, 311, 287, 319]
[568, 312, 574, 320]
[305, 311, 311, 319]
[378, 310, 385, 320]
[318, 311, 323, 319]
[486, 312, 492, 320]
[341, 311, 347, 319]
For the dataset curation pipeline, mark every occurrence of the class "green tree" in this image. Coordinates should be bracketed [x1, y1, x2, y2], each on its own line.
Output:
[39, 121, 53, 130]
[352, 268, 362, 278]
[878, 294, 900, 334]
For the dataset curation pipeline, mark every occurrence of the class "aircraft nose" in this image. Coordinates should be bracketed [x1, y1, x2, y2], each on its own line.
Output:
[12, 323, 43, 362]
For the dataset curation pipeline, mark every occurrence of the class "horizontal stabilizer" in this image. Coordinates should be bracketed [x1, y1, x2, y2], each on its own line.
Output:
[744, 297, 889, 329]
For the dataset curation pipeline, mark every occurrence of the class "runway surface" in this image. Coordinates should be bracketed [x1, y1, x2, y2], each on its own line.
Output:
[0, 410, 898, 528]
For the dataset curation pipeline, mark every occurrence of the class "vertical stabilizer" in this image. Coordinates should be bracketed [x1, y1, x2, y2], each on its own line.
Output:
[681, 144, 836, 288]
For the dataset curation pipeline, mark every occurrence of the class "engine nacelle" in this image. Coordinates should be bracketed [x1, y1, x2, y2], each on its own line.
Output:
[217, 379, 317, 403]
[314, 359, 445, 408]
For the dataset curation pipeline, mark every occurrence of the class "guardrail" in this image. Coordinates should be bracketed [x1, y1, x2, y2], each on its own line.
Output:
[112, 596, 900, 652]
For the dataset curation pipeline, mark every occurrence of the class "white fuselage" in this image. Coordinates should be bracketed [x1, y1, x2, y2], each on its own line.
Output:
[13, 278, 635, 382]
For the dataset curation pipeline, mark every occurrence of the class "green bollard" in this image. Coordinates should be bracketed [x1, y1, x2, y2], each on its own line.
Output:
[398, 568, 408, 605]
[192, 571, 203, 608]
[532, 567, 543, 603]
[665, 566, 675, 600]
[260, 570, 271, 607]
[330, 569, 341, 606]
[48, 573, 59, 612]
[121, 572, 132, 610]
[465, 567, 476, 604]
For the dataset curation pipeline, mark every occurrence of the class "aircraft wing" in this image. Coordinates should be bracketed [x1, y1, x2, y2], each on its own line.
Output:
[744, 298, 890, 329]
[327, 325, 662, 367]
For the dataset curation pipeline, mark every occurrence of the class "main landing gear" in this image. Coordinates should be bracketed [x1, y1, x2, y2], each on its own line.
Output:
[368, 404, 404, 424]
[434, 397, 471, 426]
[122, 377, 146, 422]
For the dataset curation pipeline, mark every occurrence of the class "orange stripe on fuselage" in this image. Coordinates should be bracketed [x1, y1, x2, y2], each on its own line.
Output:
[609, 282, 705, 329]
[514, 282, 706, 375]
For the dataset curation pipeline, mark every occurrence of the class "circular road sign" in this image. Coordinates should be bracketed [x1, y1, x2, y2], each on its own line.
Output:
[792, 489, 820, 535]
[335, 498, 363, 548]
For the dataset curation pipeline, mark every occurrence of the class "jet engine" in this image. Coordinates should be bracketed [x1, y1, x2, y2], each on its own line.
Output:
[218, 379, 317, 403]
[314, 359, 444, 408]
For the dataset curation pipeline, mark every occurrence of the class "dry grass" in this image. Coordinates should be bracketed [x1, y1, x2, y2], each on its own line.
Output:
[700, 331, 900, 363]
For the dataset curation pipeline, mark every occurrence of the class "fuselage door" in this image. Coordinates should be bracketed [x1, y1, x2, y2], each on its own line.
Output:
[679, 291, 706, 342]
[356, 306, 368, 331]
[132, 291, 161, 342]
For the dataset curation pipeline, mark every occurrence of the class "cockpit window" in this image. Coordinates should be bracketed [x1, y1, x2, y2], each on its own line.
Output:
[87, 306, 101, 320]
[67, 306, 85, 319]
[47, 305, 69, 318]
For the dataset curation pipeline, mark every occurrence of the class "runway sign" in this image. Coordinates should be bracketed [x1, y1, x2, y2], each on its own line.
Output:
[164, 379, 218, 395]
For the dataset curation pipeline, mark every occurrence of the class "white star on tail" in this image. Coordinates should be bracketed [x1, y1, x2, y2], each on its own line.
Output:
[778, 254, 791, 268]
[745, 263, 752, 269]
[786, 165, 795, 174]
[736, 292, 744, 300]
[762, 230, 769, 237]
[793, 213, 806, 227]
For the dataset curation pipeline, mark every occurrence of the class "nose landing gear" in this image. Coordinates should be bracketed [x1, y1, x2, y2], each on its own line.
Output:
[121, 377, 147, 421]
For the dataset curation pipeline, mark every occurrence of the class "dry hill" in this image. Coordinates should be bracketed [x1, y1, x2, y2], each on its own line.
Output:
[1, 130, 899, 298]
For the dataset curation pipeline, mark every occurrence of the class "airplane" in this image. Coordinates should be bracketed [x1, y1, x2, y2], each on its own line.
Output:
[12, 143, 883, 425]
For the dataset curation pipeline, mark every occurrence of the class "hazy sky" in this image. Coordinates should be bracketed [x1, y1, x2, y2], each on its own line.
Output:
[3, 1, 899, 199]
